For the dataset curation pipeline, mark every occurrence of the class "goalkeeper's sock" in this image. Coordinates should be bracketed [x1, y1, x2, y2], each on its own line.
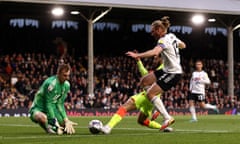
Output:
[143, 119, 161, 129]
[107, 107, 127, 128]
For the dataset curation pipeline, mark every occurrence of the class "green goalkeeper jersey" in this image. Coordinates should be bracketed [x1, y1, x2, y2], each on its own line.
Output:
[31, 75, 70, 120]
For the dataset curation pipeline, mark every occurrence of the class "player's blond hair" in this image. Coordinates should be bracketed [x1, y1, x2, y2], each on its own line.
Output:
[151, 16, 170, 33]
[57, 64, 71, 74]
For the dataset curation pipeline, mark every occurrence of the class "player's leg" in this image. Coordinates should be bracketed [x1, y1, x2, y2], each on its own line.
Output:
[141, 71, 182, 130]
[188, 93, 197, 122]
[199, 101, 219, 113]
[151, 94, 161, 120]
[137, 112, 162, 129]
[189, 99, 197, 122]
[139, 72, 157, 89]
[140, 73, 170, 120]
[100, 93, 140, 134]
[107, 98, 136, 128]
[29, 108, 55, 134]
[146, 83, 174, 130]
[137, 97, 163, 129]
[151, 110, 161, 120]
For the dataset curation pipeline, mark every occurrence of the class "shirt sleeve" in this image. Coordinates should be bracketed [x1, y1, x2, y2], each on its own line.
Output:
[44, 83, 56, 120]
[157, 38, 166, 49]
[200, 72, 211, 84]
[156, 63, 164, 70]
[57, 97, 67, 120]
[189, 73, 193, 91]
[57, 82, 70, 120]
[137, 60, 148, 76]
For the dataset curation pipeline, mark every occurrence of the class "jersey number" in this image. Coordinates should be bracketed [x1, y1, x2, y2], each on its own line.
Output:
[172, 40, 180, 62]
[172, 40, 179, 57]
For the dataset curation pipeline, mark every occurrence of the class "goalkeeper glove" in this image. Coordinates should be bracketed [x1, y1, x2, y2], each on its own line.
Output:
[64, 119, 78, 135]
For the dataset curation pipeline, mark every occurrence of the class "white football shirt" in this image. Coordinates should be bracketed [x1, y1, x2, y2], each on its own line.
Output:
[189, 70, 211, 95]
[158, 33, 183, 74]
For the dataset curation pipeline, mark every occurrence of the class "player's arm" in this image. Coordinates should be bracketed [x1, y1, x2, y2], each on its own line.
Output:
[136, 59, 148, 76]
[189, 73, 193, 91]
[56, 96, 68, 120]
[177, 40, 186, 49]
[57, 83, 78, 134]
[56, 96, 77, 135]
[156, 63, 164, 70]
[173, 34, 186, 49]
[199, 72, 211, 84]
[44, 83, 57, 120]
[126, 46, 163, 59]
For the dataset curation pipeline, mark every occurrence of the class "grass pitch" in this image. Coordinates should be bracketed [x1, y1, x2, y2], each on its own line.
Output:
[0, 115, 239, 144]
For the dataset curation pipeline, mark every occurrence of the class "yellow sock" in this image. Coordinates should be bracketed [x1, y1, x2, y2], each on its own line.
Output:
[107, 107, 126, 128]
[143, 119, 161, 129]
[148, 121, 161, 129]
[107, 114, 123, 128]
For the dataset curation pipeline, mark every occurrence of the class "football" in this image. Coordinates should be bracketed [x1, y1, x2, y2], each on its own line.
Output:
[88, 119, 103, 134]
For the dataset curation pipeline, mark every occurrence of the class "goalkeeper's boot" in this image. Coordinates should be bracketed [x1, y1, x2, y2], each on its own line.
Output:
[160, 117, 175, 131]
[100, 125, 112, 134]
[151, 111, 160, 120]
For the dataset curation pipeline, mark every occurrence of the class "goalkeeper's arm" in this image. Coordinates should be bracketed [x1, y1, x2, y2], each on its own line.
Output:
[56, 96, 78, 134]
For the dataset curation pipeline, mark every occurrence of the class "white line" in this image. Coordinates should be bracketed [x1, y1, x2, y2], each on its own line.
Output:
[0, 124, 36, 127]
[0, 123, 231, 140]
[0, 123, 231, 133]
[3, 129, 231, 140]
[3, 133, 157, 140]
[175, 129, 229, 133]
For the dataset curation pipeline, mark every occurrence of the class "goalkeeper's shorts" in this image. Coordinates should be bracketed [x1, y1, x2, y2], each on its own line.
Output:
[131, 91, 154, 117]
[29, 105, 64, 124]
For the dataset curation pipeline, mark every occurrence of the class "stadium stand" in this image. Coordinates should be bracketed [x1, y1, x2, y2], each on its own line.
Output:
[0, 53, 239, 110]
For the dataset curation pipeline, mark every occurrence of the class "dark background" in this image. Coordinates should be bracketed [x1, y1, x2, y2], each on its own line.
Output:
[0, 2, 240, 60]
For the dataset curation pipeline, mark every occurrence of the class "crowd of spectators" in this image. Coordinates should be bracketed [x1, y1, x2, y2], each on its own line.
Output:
[0, 53, 240, 111]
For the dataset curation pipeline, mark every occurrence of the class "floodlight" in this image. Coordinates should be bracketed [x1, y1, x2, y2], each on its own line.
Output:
[52, 7, 64, 16]
[70, 11, 80, 15]
[192, 14, 205, 25]
[208, 18, 216, 22]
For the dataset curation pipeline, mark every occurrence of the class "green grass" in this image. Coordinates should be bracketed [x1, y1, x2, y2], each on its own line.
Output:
[0, 115, 239, 144]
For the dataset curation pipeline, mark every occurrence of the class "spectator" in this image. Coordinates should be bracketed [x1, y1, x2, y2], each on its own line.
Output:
[0, 53, 239, 110]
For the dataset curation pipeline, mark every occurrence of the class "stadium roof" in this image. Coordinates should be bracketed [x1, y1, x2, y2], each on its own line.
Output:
[2, 0, 240, 15]
[1, 1, 240, 27]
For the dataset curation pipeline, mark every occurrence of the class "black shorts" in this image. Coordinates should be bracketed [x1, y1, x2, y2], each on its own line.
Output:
[188, 93, 206, 102]
[154, 69, 182, 91]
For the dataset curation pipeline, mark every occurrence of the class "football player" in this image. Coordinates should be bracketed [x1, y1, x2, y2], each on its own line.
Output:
[188, 60, 219, 122]
[97, 55, 172, 134]
[29, 64, 78, 134]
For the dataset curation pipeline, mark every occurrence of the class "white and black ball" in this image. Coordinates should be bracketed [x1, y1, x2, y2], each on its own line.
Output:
[88, 119, 103, 134]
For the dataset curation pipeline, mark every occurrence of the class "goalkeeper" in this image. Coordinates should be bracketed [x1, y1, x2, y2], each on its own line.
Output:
[29, 64, 78, 135]
[97, 55, 170, 134]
